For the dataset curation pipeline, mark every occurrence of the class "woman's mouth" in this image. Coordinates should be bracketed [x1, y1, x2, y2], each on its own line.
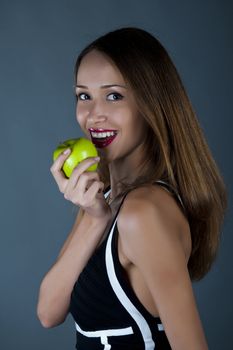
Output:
[89, 130, 118, 148]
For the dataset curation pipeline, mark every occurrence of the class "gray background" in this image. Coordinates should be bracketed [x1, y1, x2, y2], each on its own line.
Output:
[0, 0, 232, 349]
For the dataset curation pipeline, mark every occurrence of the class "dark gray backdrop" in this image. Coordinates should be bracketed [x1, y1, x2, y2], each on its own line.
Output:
[0, 0, 232, 349]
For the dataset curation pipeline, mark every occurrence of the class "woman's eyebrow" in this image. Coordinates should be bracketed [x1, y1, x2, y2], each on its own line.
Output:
[101, 84, 127, 89]
[76, 84, 127, 89]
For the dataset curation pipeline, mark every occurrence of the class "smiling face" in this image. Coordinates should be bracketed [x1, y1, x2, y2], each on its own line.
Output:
[75, 50, 148, 167]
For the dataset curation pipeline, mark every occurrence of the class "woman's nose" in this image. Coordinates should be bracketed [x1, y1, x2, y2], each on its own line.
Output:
[87, 100, 107, 123]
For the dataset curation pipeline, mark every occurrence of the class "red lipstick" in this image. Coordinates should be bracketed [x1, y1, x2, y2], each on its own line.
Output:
[88, 128, 118, 148]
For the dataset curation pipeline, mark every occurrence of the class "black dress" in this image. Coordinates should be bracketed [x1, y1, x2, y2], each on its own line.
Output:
[69, 180, 184, 349]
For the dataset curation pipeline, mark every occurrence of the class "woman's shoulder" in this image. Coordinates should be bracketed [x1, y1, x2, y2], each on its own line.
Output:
[117, 183, 191, 262]
[121, 183, 187, 225]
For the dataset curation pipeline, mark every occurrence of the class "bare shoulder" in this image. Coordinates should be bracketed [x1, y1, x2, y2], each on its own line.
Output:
[120, 184, 188, 226]
[118, 184, 191, 263]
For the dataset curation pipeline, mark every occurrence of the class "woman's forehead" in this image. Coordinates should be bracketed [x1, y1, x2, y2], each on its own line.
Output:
[77, 50, 125, 86]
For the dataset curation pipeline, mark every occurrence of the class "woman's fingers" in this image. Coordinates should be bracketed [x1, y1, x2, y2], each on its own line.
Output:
[70, 170, 99, 191]
[59, 156, 100, 202]
[65, 158, 99, 190]
[50, 151, 101, 205]
[64, 169, 100, 202]
[50, 149, 71, 192]
[84, 180, 105, 200]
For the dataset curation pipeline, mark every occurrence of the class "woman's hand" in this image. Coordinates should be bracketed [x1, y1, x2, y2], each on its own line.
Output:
[50, 149, 111, 222]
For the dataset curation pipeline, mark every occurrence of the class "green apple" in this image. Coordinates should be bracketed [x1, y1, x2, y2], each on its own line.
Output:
[53, 137, 99, 178]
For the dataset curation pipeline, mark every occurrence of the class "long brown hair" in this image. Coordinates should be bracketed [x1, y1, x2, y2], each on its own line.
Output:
[74, 27, 228, 281]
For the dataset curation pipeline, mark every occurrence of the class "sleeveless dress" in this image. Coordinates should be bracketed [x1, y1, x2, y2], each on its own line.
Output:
[69, 180, 185, 349]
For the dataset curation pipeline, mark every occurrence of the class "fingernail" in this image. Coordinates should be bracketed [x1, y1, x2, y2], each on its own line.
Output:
[94, 157, 100, 161]
[63, 148, 71, 155]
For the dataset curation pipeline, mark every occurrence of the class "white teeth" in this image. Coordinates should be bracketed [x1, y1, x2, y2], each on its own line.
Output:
[91, 131, 116, 138]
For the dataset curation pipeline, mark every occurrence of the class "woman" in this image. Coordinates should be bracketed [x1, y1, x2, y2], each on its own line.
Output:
[37, 27, 227, 349]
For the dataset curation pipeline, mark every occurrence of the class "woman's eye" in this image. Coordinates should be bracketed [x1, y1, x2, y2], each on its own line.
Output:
[107, 93, 123, 101]
[77, 93, 90, 101]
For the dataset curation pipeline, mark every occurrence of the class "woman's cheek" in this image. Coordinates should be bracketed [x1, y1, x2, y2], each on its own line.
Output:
[76, 105, 86, 123]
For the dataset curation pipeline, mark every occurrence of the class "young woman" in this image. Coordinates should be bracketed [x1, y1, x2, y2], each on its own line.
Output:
[37, 27, 227, 349]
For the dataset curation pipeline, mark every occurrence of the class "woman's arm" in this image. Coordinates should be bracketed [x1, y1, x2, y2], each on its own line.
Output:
[37, 211, 111, 328]
[56, 207, 84, 260]
[37, 153, 112, 328]
[118, 189, 208, 350]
